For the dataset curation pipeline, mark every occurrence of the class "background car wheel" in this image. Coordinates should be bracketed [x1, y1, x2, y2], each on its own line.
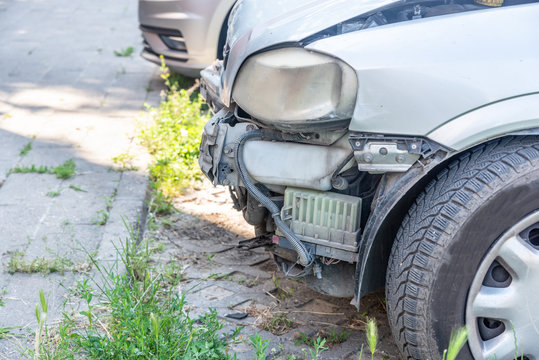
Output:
[385, 136, 539, 360]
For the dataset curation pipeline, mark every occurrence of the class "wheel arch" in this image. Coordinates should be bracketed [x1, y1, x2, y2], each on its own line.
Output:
[354, 133, 539, 306]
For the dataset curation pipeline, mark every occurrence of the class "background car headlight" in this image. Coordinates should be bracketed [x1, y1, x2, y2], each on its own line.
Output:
[232, 47, 358, 130]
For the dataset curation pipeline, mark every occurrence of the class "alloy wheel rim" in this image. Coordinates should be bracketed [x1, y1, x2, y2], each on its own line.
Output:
[466, 210, 539, 360]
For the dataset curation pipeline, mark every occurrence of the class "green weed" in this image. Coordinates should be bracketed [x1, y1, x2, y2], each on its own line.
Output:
[114, 46, 134, 57]
[272, 273, 293, 301]
[358, 344, 364, 360]
[295, 328, 351, 347]
[442, 327, 468, 360]
[246, 278, 259, 288]
[153, 242, 166, 253]
[52, 159, 76, 179]
[366, 317, 378, 360]
[10, 159, 76, 179]
[263, 313, 295, 335]
[111, 153, 139, 171]
[7, 251, 74, 275]
[68, 184, 87, 192]
[95, 193, 116, 226]
[160, 217, 174, 228]
[29, 224, 241, 360]
[250, 333, 270, 360]
[160, 261, 185, 286]
[325, 328, 351, 345]
[19, 141, 32, 156]
[148, 188, 177, 215]
[33, 290, 48, 358]
[46, 190, 61, 198]
[308, 337, 328, 360]
[138, 59, 209, 197]
[0, 326, 17, 339]
[10, 164, 48, 174]
[95, 209, 109, 225]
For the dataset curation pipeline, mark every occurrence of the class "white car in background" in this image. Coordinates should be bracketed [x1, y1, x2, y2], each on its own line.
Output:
[138, 0, 236, 77]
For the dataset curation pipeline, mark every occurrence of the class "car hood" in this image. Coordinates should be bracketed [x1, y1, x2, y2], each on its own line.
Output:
[220, 0, 399, 105]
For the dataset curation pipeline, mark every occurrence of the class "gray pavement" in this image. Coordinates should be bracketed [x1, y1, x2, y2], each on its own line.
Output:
[0, 0, 163, 357]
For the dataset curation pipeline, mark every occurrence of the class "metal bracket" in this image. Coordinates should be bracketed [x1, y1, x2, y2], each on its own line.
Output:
[349, 134, 446, 173]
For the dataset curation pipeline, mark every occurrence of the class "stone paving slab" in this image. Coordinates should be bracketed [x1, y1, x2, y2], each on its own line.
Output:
[0, 0, 165, 357]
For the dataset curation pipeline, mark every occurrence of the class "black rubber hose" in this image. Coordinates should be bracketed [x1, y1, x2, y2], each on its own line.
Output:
[234, 130, 314, 268]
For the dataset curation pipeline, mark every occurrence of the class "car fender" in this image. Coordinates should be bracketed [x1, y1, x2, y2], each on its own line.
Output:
[428, 93, 539, 151]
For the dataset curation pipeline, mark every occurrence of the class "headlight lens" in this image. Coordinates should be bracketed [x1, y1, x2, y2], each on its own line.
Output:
[232, 47, 358, 130]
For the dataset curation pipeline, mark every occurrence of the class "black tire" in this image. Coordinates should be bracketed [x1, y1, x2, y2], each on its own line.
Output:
[386, 136, 539, 359]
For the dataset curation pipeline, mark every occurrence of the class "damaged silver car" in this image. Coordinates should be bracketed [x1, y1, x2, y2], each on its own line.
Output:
[198, 0, 539, 358]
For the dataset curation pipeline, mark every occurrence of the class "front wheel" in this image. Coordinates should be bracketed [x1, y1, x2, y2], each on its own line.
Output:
[386, 137, 539, 360]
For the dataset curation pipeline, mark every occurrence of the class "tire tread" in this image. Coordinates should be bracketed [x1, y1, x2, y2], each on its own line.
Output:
[385, 137, 539, 359]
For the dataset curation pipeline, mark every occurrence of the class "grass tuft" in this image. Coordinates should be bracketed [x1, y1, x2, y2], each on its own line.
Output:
[148, 187, 177, 215]
[95, 193, 116, 226]
[10, 159, 76, 179]
[111, 153, 139, 172]
[7, 251, 74, 275]
[295, 328, 350, 348]
[138, 58, 209, 197]
[51, 159, 76, 179]
[19, 141, 33, 156]
[250, 334, 269, 360]
[68, 184, 87, 192]
[28, 223, 241, 359]
[114, 46, 134, 57]
[46, 190, 61, 198]
[263, 313, 296, 335]
[0, 326, 17, 339]
[10, 164, 49, 174]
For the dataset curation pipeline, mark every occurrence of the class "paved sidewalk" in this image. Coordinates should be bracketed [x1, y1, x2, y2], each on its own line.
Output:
[0, 0, 163, 356]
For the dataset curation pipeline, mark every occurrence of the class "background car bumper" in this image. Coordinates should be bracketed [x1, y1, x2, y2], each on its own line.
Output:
[138, 0, 232, 76]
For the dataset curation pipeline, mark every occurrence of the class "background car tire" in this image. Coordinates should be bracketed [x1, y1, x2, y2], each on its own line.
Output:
[385, 136, 539, 360]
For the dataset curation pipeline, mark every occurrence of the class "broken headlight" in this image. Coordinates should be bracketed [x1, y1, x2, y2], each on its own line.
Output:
[232, 47, 358, 130]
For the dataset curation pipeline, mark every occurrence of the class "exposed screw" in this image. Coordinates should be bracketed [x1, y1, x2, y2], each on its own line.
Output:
[246, 125, 256, 131]
[379, 147, 388, 156]
[395, 154, 406, 163]
[224, 146, 233, 154]
[355, 141, 361, 147]
[411, 143, 418, 150]
[331, 176, 348, 190]
[362, 152, 374, 163]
